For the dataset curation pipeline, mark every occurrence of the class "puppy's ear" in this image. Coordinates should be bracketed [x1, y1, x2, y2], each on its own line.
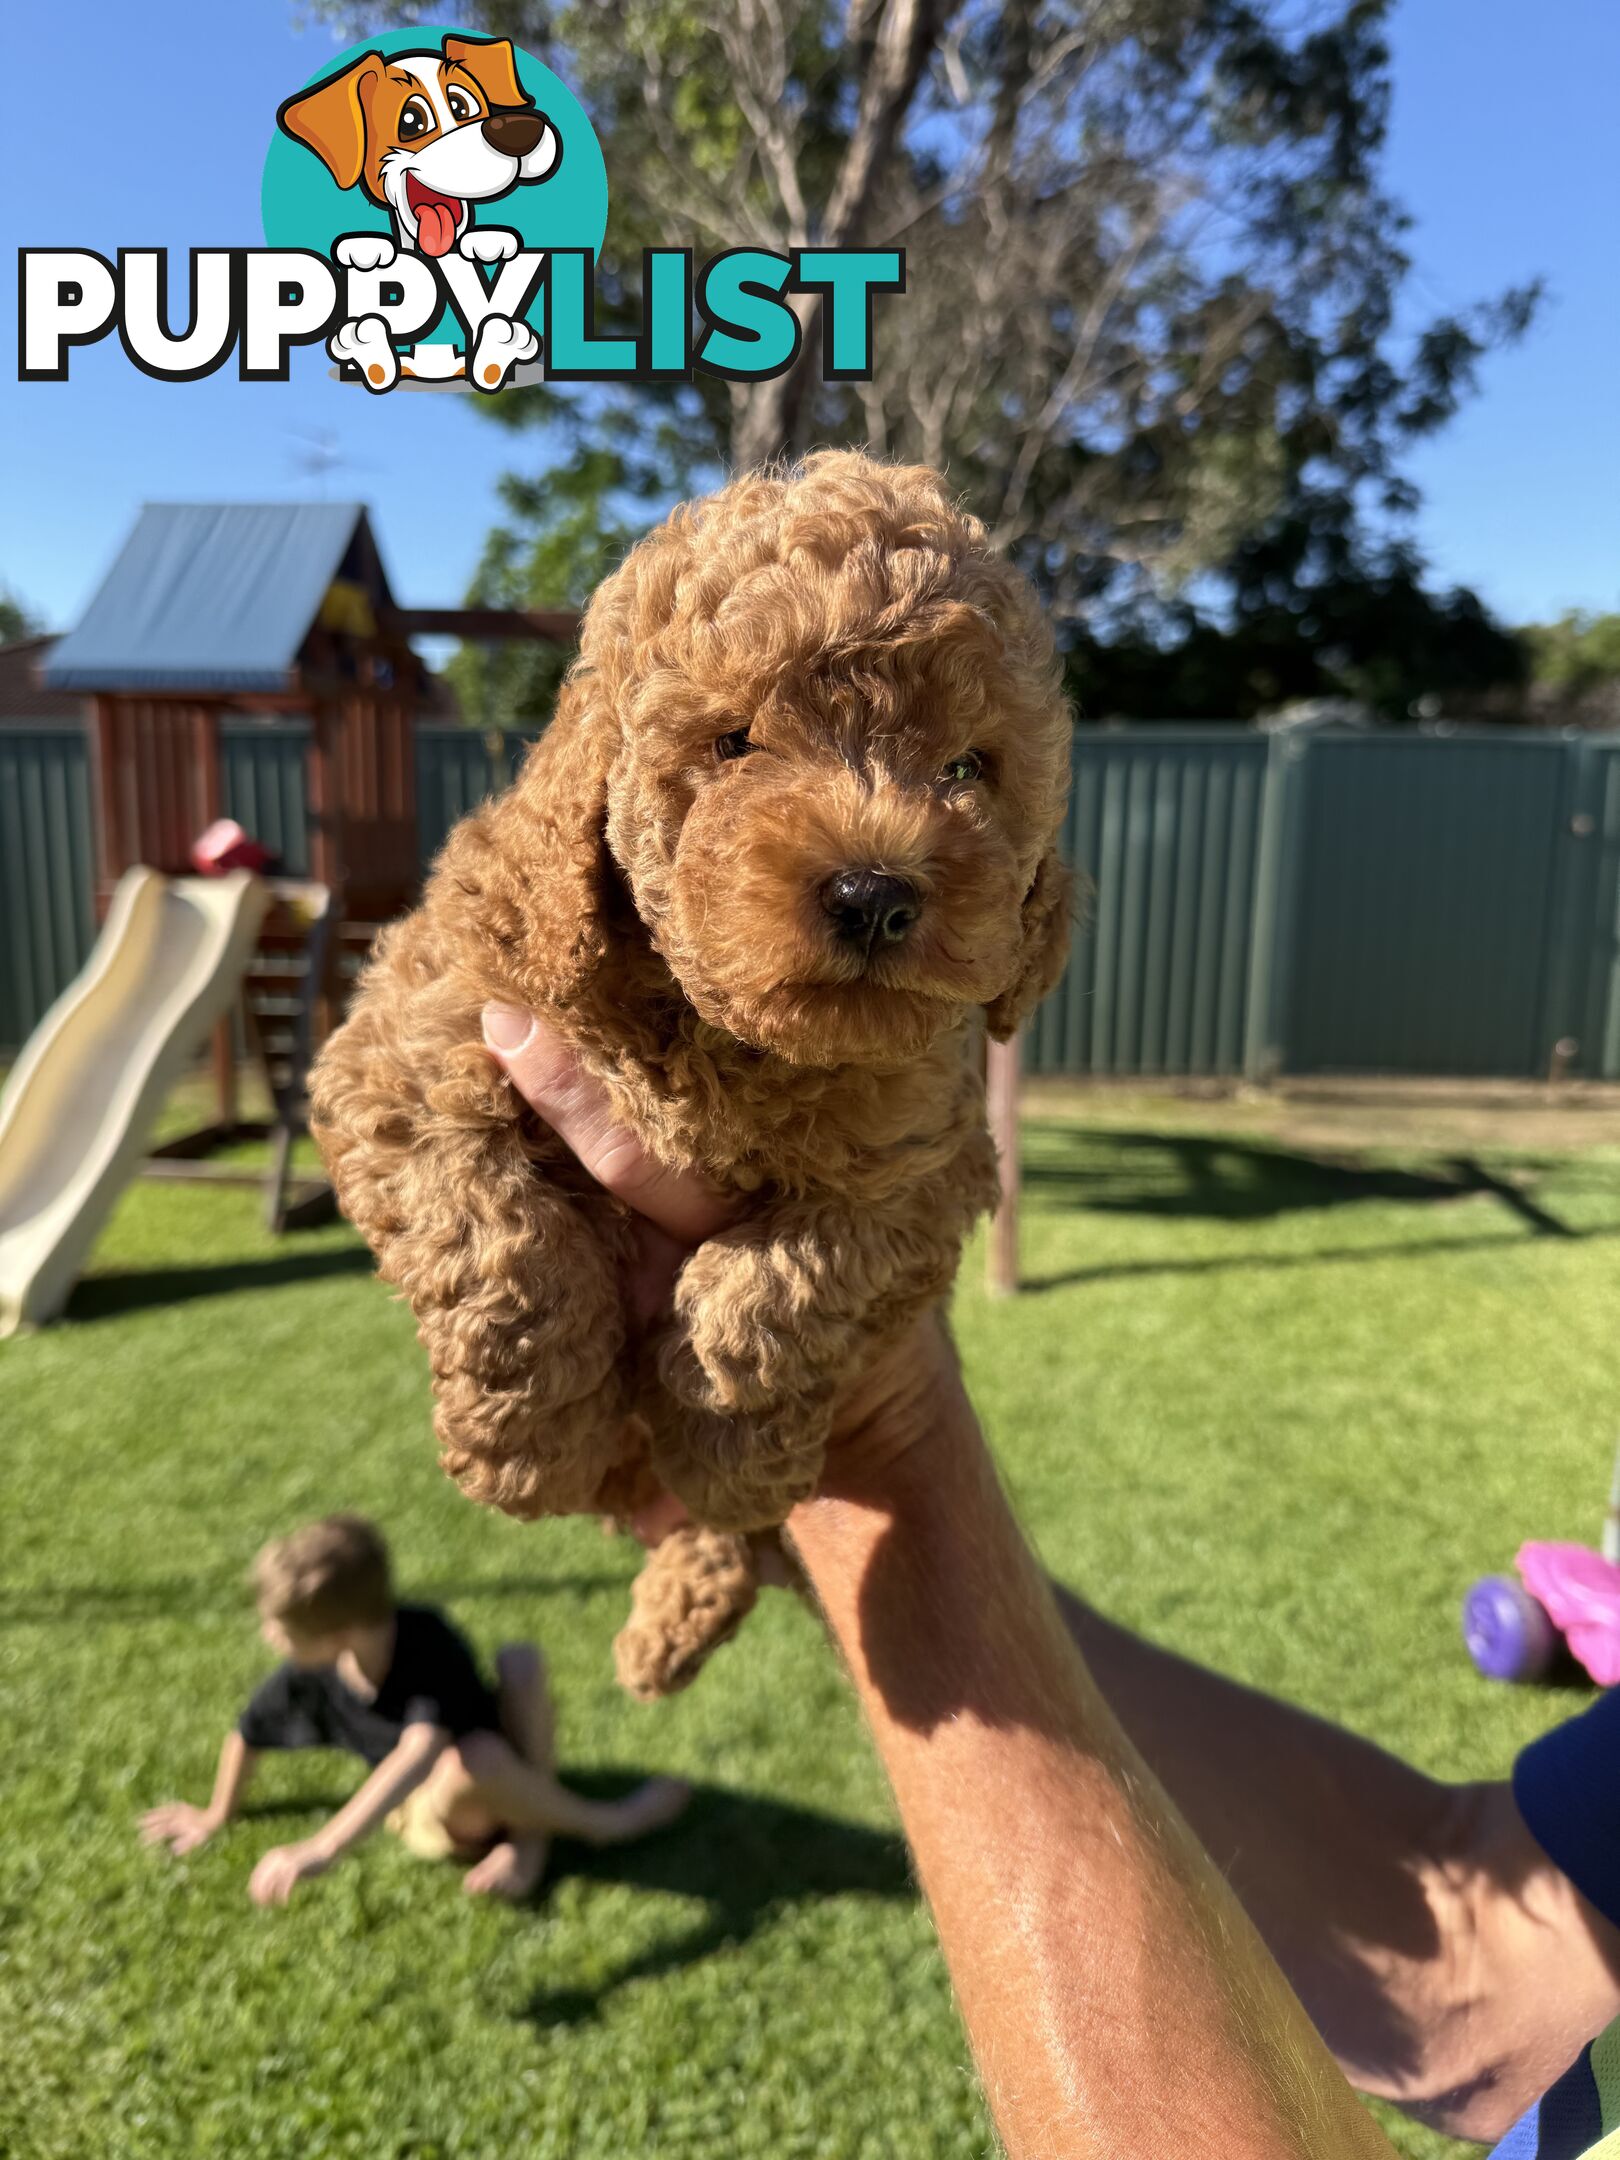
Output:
[984, 851, 1075, 1041]
[444, 34, 533, 111]
[278, 53, 381, 191]
[505, 668, 620, 1007]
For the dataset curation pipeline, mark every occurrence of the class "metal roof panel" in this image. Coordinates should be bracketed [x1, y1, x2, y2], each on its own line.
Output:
[42, 503, 377, 692]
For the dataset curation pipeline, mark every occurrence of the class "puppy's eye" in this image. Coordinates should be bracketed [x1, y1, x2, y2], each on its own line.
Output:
[446, 85, 482, 123]
[941, 750, 987, 785]
[714, 729, 754, 763]
[398, 97, 435, 141]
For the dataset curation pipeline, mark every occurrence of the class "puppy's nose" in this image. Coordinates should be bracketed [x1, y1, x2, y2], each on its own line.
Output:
[483, 111, 545, 156]
[820, 869, 921, 947]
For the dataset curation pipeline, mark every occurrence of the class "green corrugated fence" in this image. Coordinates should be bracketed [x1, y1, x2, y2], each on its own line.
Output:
[415, 726, 539, 862]
[0, 730, 97, 1058]
[1029, 731, 1274, 1078]
[1569, 743, 1620, 1078]
[221, 722, 311, 876]
[5, 721, 1620, 1082]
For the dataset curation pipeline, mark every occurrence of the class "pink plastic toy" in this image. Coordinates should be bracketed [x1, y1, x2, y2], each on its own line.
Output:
[1517, 1542, 1620, 1686]
[191, 818, 273, 876]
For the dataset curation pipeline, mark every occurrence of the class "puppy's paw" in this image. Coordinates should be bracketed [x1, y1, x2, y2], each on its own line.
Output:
[658, 1326, 773, 1418]
[613, 1527, 758, 1701]
[664, 1240, 831, 1410]
[335, 234, 396, 272]
[649, 1393, 830, 1533]
[469, 313, 539, 392]
[459, 226, 520, 265]
[328, 315, 398, 393]
[434, 1368, 637, 1521]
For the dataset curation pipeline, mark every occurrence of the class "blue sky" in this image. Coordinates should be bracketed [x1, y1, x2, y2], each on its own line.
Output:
[3, 0, 1616, 634]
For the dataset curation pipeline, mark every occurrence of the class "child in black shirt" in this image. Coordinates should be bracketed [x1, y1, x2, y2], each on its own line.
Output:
[142, 1514, 688, 1903]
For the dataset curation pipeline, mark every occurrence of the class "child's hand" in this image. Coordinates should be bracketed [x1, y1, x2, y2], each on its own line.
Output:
[140, 1801, 224, 1856]
[248, 1840, 332, 1907]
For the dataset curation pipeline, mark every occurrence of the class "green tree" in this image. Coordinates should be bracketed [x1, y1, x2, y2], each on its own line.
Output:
[0, 588, 41, 644]
[311, 0, 1536, 676]
[1068, 542, 1526, 722]
[1522, 610, 1620, 699]
[442, 451, 637, 726]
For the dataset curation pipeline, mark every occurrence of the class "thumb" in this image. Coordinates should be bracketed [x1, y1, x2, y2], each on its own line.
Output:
[481, 1005, 736, 1247]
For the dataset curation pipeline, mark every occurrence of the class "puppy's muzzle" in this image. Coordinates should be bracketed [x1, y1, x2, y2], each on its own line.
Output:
[820, 868, 921, 950]
[483, 110, 546, 157]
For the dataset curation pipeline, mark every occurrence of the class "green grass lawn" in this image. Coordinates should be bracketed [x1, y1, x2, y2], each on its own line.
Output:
[5, 1095, 1620, 2158]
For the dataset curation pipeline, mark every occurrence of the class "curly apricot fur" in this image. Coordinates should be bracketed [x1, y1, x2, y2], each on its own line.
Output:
[310, 451, 1073, 1696]
[613, 1527, 760, 1702]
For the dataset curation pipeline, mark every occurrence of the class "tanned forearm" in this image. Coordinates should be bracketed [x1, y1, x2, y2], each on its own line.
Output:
[789, 1341, 1396, 2160]
[1052, 1592, 1464, 2093]
[309, 1726, 446, 1864]
[1053, 1593, 1620, 2141]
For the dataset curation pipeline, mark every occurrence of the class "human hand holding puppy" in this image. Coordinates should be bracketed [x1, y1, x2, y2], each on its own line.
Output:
[480, 1003, 952, 1524]
[480, 997, 960, 1690]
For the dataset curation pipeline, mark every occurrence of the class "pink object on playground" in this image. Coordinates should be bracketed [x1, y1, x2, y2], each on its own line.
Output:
[191, 820, 272, 876]
[1518, 1542, 1620, 1685]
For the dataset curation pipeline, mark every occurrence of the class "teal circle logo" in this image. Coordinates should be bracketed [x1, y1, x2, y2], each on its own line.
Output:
[261, 26, 607, 374]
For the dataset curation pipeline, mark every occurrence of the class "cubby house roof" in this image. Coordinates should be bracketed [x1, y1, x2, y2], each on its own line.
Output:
[44, 503, 393, 694]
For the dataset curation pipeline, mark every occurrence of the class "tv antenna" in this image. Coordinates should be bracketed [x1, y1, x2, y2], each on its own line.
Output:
[284, 427, 376, 496]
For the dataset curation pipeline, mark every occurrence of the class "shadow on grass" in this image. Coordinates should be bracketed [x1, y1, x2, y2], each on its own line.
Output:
[1446, 1155, 1578, 1237]
[232, 1796, 352, 1823]
[65, 1246, 375, 1323]
[1023, 1128, 1538, 1220]
[0, 1571, 629, 1627]
[1024, 1223, 1617, 1296]
[518, 1777, 912, 2029]
[1016, 1126, 1607, 1290]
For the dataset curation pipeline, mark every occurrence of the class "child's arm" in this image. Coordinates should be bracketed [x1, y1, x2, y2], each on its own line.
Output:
[141, 1731, 260, 1855]
[247, 1722, 448, 1907]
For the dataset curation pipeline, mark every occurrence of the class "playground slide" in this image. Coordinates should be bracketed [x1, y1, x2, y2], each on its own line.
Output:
[0, 868, 269, 1338]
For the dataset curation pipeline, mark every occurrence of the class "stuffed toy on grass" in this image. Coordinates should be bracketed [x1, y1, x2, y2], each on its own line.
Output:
[310, 451, 1073, 1698]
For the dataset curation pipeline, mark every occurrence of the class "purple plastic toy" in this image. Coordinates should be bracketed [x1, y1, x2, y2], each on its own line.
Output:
[1462, 1574, 1559, 1682]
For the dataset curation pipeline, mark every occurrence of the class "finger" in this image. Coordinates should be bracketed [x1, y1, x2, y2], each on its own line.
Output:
[627, 1221, 691, 1327]
[756, 1544, 796, 1590]
[482, 1007, 736, 1246]
[630, 1489, 692, 1548]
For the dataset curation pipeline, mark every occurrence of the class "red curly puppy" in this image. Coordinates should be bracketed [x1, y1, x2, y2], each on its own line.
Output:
[310, 451, 1073, 1697]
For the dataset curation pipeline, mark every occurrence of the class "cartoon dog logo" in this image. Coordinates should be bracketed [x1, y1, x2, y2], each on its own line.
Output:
[278, 33, 560, 389]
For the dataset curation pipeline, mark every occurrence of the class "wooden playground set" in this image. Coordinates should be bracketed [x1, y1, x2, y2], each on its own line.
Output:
[0, 504, 578, 1335]
[88, 585, 578, 1231]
